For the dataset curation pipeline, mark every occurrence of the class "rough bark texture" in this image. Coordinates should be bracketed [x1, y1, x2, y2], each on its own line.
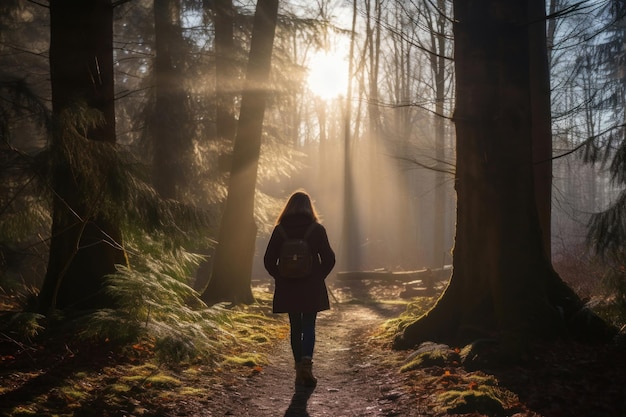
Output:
[201, 0, 278, 305]
[529, 0, 553, 259]
[38, 0, 126, 313]
[393, 1, 614, 354]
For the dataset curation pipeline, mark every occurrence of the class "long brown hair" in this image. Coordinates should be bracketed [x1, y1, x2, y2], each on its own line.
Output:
[275, 190, 319, 225]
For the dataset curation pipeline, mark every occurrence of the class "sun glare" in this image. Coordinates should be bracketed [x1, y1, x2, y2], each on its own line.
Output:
[306, 50, 350, 101]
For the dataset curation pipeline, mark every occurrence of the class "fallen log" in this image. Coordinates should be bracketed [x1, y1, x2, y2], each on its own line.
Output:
[335, 266, 451, 284]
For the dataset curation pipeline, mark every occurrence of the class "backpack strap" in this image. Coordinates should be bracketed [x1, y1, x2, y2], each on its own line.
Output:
[277, 222, 317, 240]
[303, 222, 317, 239]
[277, 224, 289, 240]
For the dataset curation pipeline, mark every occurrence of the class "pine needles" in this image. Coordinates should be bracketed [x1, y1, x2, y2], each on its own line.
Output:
[74, 236, 229, 362]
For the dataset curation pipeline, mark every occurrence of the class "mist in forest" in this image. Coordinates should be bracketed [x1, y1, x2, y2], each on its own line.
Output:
[253, 110, 457, 278]
[1, 0, 622, 304]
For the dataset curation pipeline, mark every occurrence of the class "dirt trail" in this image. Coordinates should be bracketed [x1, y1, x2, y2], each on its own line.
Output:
[202, 303, 417, 417]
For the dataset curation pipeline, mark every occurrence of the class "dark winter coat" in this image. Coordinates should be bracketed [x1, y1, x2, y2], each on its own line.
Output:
[263, 214, 335, 313]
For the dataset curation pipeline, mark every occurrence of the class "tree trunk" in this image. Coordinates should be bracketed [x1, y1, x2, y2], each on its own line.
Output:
[393, 0, 612, 354]
[152, 0, 191, 199]
[192, 0, 239, 293]
[200, 0, 278, 305]
[38, 0, 126, 313]
[432, 0, 449, 268]
[340, 0, 360, 272]
[212, 0, 238, 147]
[529, 0, 553, 259]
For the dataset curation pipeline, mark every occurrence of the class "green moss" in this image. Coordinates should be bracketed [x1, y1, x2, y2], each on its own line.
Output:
[60, 385, 88, 401]
[108, 383, 132, 393]
[376, 298, 438, 342]
[222, 352, 266, 367]
[400, 350, 448, 372]
[145, 374, 182, 387]
[438, 390, 506, 416]
[9, 406, 38, 416]
[127, 363, 159, 374]
[178, 386, 205, 396]
[466, 373, 498, 386]
[121, 373, 182, 387]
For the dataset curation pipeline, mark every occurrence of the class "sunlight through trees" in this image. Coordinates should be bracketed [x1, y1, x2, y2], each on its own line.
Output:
[0, 0, 623, 357]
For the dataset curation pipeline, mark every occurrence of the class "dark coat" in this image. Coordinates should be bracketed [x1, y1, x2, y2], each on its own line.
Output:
[263, 214, 335, 313]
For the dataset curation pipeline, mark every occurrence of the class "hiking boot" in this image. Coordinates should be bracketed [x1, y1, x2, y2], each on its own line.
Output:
[299, 357, 317, 387]
[294, 361, 306, 386]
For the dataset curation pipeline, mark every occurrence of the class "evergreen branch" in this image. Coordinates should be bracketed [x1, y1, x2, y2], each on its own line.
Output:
[547, 123, 626, 164]
[587, 189, 626, 257]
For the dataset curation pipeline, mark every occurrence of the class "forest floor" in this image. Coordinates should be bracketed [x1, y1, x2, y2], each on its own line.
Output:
[1, 280, 626, 417]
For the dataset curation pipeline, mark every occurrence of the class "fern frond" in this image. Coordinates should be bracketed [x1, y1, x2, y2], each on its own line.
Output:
[87, 242, 233, 361]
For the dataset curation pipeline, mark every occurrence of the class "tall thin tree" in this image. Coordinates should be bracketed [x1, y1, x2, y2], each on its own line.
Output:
[152, 0, 192, 199]
[201, 0, 279, 304]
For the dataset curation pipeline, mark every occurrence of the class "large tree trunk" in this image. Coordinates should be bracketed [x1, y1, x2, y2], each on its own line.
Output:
[201, 0, 278, 305]
[38, 0, 126, 314]
[529, 0, 553, 259]
[393, 1, 612, 354]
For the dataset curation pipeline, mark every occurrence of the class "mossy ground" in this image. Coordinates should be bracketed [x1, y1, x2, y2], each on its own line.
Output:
[1, 281, 625, 417]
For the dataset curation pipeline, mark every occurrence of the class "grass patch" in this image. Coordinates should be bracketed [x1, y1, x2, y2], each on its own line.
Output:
[438, 389, 507, 416]
[221, 352, 266, 368]
[178, 386, 205, 396]
[121, 372, 182, 388]
[9, 406, 38, 416]
[59, 385, 89, 402]
[418, 369, 518, 416]
[373, 297, 437, 342]
[108, 383, 132, 393]
[145, 374, 182, 387]
[401, 350, 450, 371]
[228, 302, 288, 348]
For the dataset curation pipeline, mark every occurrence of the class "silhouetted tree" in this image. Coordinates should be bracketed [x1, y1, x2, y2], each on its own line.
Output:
[394, 0, 613, 355]
[152, 0, 193, 199]
[587, 0, 626, 257]
[38, 0, 127, 313]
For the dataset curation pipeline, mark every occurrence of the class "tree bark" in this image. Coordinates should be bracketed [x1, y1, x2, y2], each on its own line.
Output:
[192, 0, 239, 293]
[201, 0, 278, 305]
[38, 0, 126, 313]
[212, 0, 238, 148]
[393, 0, 612, 355]
[432, 0, 450, 268]
[529, 0, 553, 259]
[340, 0, 360, 272]
[152, 0, 191, 199]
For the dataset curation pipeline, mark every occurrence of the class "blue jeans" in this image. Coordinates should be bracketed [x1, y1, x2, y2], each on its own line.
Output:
[288, 312, 317, 363]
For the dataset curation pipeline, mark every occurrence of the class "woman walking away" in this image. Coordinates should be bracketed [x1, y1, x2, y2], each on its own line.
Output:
[264, 190, 335, 387]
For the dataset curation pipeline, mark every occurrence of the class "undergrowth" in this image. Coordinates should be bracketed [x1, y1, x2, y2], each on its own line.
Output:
[0, 284, 287, 417]
[0, 228, 286, 365]
[373, 296, 437, 344]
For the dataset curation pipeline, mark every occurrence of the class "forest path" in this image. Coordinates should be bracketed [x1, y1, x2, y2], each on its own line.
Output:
[200, 302, 419, 417]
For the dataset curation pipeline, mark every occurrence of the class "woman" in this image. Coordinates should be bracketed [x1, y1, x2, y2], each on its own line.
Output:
[264, 190, 335, 387]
